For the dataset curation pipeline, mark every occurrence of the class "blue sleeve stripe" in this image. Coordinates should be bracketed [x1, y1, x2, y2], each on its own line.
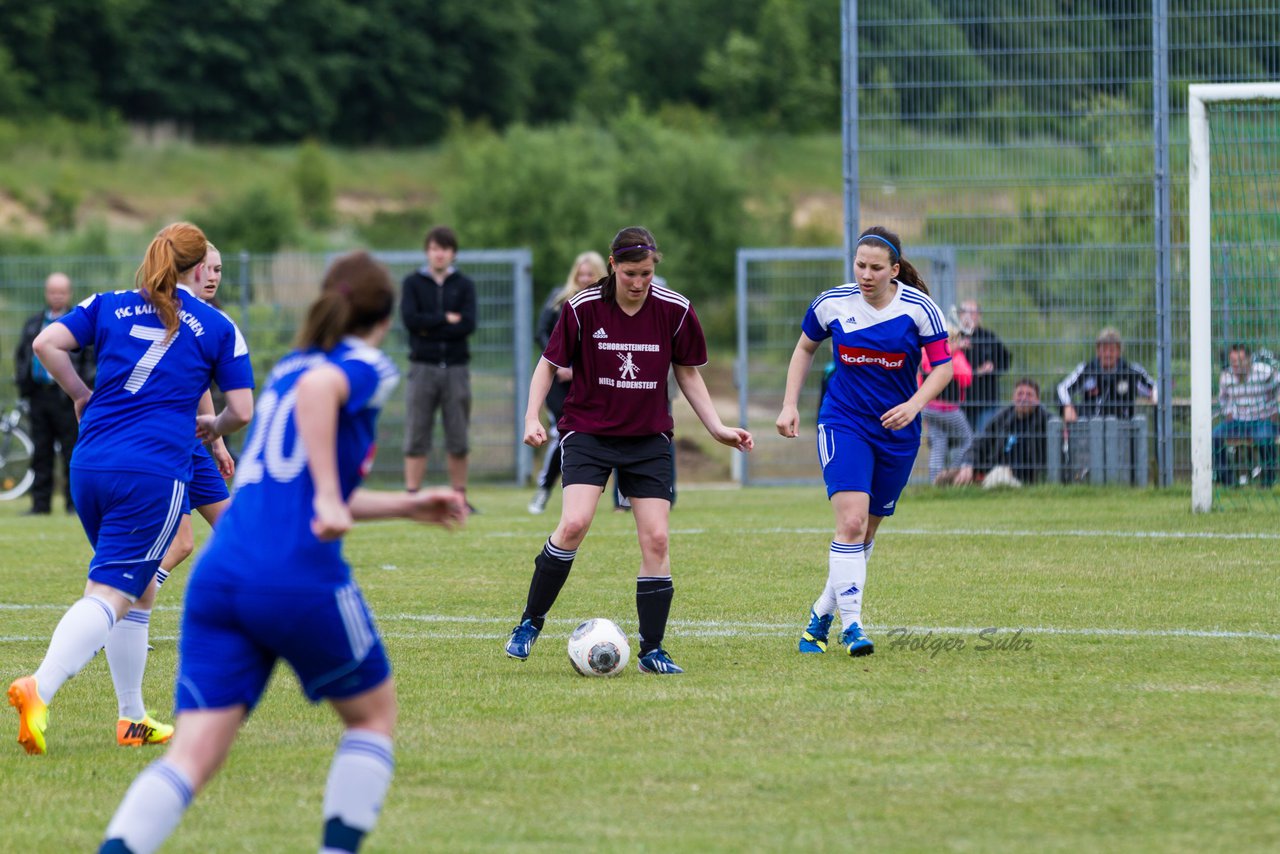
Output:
[900, 288, 946, 336]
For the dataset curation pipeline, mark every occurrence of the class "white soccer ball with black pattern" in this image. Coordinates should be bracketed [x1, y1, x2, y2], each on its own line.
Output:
[567, 618, 630, 677]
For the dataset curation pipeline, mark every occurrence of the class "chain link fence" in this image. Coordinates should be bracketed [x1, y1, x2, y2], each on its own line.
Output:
[0, 250, 533, 487]
[738, 1, 1279, 494]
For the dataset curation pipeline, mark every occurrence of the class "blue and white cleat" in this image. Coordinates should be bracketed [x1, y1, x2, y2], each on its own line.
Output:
[840, 623, 875, 657]
[798, 610, 834, 654]
[505, 619, 541, 660]
[637, 648, 684, 674]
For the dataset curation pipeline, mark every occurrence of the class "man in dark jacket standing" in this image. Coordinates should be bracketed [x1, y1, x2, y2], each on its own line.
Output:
[14, 272, 94, 514]
[401, 226, 478, 509]
[956, 300, 1012, 434]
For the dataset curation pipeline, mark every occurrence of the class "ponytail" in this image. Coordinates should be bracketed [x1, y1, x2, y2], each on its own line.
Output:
[296, 291, 352, 351]
[296, 250, 396, 351]
[895, 258, 929, 295]
[136, 222, 208, 341]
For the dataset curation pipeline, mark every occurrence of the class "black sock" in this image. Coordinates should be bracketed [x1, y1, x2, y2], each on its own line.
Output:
[323, 816, 364, 853]
[520, 539, 576, 628]
[636, 576, 674, 655]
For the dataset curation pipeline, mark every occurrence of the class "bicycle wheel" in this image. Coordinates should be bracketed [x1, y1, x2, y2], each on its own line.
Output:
[0, 425, 35, 501]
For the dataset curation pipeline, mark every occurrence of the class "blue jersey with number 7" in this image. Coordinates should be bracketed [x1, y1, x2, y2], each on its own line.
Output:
[59, 285, 255, 481]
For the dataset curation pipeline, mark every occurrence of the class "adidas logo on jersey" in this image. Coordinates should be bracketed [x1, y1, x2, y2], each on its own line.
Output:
[593, 327, 608, 339]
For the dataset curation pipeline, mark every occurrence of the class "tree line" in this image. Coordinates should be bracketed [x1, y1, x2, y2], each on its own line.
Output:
[3, 0, 1274, 145]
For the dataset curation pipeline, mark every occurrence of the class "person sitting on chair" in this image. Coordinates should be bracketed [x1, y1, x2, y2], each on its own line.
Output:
[1213, 344, 1278, 486]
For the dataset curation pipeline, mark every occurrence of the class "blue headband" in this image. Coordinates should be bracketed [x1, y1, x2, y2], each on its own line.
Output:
[858, 234, 900, 260]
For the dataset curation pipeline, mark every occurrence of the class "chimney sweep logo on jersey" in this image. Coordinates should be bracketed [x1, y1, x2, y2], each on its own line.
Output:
[595, 339, 660, 389]
[838, 345, 907, 370]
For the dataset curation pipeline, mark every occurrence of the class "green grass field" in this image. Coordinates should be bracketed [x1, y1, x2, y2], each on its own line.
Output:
[1, 486, 1277, 852]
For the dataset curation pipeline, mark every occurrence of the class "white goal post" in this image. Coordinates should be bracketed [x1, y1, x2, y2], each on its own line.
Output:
[1188, 82, 1280, 513]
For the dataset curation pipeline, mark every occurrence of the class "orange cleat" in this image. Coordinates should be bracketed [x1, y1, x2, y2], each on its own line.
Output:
[117, 714, 174, 747]
[9, 675, 49, 756]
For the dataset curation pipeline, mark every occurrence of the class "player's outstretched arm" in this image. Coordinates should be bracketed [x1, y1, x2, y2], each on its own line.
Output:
[674, 364, 753, 452]
[776, 333, 821, 438]
[349, 488, 467, 528]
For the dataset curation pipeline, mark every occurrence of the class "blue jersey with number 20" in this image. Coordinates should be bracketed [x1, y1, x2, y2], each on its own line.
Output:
[196, 337, 400, 586]
[59, 285, 254, 481]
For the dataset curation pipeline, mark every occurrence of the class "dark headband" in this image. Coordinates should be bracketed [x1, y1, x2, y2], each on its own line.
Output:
[613, 244, 656, 255]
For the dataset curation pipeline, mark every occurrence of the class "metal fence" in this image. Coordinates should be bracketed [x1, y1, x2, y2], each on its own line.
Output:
[0, 249, 534, 486]
[759, 0, 1280, 493]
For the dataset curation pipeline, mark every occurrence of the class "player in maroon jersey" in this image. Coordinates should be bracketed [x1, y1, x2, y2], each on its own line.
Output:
[504, 226, 753, 674]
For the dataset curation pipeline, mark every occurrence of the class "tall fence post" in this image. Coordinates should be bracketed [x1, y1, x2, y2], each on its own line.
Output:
[1151, 0, 1173, 487]
[237, 249, 251, 340]
[840, 0, 859, 283]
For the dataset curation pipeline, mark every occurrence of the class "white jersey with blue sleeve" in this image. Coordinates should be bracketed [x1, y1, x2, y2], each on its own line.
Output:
[803, 281, 948, 448]
[59, 285, 254, 480]
[198, 337, 400, 586]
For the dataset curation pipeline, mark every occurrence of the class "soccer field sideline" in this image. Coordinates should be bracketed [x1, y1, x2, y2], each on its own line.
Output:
[482, 525, 1280, 540]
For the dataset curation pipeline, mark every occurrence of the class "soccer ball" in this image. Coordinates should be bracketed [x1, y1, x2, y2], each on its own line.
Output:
[567, 618, 630, 677]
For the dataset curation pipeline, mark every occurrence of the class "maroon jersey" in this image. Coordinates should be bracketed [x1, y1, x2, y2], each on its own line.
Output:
[543, 283, 707, 436]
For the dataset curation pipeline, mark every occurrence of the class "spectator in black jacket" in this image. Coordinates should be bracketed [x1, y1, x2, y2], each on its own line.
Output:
[14, 272, 94, 514]
[1057, 327, 1156, 423]
[400, 226, 478, 508]
[974, 377, 1049, 485]
[955, 300, 1012, 434]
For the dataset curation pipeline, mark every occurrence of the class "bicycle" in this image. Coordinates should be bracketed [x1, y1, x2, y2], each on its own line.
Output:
[0, 399, 35, 501]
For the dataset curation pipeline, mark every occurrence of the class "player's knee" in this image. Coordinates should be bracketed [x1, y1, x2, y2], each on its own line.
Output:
[335, 686, 397, 736]
[836, 514, 869, 542]
[556, 514, 594, 545]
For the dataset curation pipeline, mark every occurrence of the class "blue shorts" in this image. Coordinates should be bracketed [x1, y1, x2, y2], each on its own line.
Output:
[184, 447, 229, 512]
[71, 469, 186, 598]
[175, 574, 391, 713]
[816, 422, 918, 516]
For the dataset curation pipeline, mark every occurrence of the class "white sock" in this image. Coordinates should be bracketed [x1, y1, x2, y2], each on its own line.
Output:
[33, 595, 116, 704]
[321, 729, 395, 853]
[813, 538, 875, 618]
[812, 585, 837, 618]
[106, 609, 151, 720]
[154, 568, 171, 588]
[828, 541, 867, 630]
[102, 760, 194, 854]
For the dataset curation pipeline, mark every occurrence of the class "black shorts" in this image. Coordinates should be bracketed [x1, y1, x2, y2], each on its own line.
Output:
[561, 433, 674, 501]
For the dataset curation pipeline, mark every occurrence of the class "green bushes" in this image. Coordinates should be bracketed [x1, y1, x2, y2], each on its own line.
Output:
[293, 141, 335, 228]
[195, 186, 299, 253]
[443, 113, 763, 314]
